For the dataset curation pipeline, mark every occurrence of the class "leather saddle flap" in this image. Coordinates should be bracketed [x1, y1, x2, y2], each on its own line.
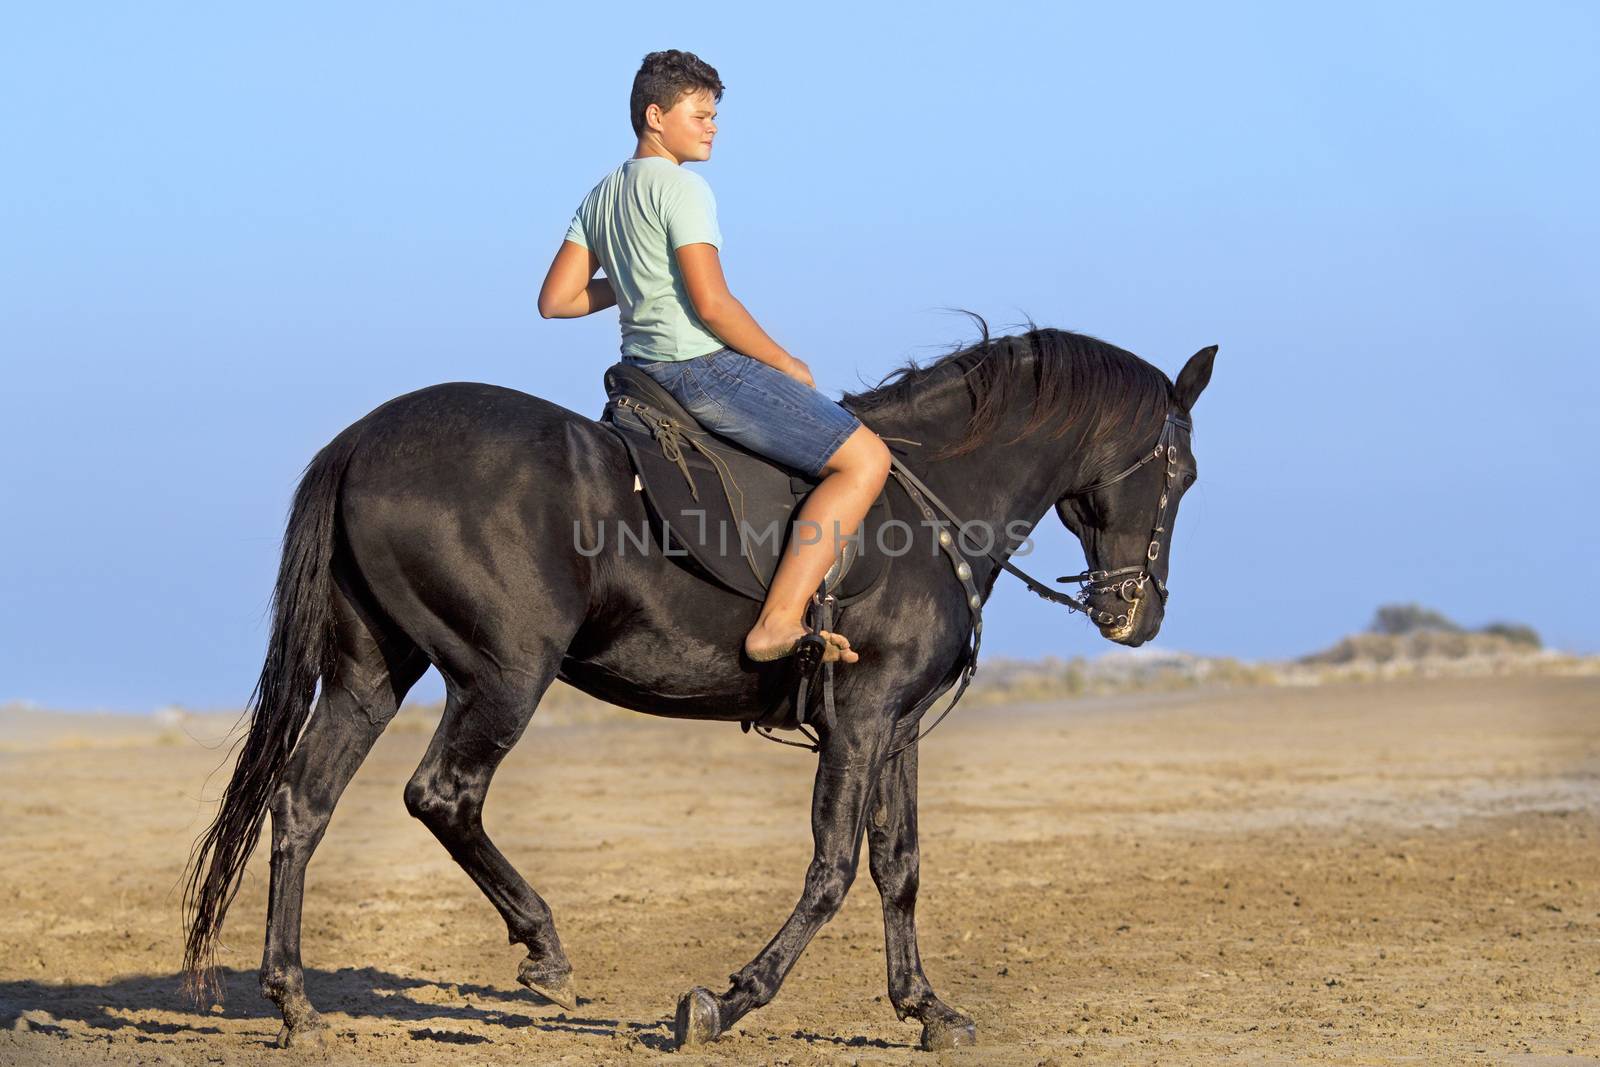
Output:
[599, 363, 893, 604]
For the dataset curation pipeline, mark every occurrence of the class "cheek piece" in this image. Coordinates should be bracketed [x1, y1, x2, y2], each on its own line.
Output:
[1057, 411, 1190, 629]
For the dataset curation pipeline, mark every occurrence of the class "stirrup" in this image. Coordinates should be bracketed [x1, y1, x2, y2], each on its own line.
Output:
[795, 588, 838, 731]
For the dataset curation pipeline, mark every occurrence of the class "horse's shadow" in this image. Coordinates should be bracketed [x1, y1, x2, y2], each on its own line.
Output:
[0, 967, 681, 1050]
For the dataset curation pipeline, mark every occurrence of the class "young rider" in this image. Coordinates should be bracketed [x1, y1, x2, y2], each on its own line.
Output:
[540, 49, 889, 667]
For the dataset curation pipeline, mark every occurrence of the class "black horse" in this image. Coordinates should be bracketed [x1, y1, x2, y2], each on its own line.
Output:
[183, 322, 1215, 1051]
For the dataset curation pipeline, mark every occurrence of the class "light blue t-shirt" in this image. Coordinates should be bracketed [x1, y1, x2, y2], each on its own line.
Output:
[564, 157, 725, 362]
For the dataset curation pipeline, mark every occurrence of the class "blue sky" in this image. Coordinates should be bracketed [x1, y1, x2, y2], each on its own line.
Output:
[2, 3, 1596, 711]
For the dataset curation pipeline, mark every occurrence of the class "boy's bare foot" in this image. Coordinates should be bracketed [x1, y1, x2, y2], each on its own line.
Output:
[744, 620, 858, 664]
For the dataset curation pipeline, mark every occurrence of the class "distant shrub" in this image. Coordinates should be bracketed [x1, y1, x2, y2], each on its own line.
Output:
[1369, 603, 1462, 636]
[1479, 622, 1542, 649]
[1361, 602, 1543, 652]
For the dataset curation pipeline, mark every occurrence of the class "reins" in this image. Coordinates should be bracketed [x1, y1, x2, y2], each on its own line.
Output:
[756, 412, 1191, 759]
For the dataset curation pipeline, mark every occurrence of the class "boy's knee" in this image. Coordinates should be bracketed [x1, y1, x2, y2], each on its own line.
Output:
[822, 425, 891, 482]
[859, 430, 892, 484]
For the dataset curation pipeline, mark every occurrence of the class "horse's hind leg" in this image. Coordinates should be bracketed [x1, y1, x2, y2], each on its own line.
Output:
[403, 649, 575, 1009]
[260, 584, 427, 1047]
[867, 742, 975, 1051]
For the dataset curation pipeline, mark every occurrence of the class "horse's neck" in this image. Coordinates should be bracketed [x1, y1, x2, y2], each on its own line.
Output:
[867, 371, 1095, 576]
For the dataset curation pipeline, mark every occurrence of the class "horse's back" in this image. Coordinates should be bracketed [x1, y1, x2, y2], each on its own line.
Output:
[350, 380, 593, 450]
[329, 382, 633, 654]
[336, 381, 622, 493]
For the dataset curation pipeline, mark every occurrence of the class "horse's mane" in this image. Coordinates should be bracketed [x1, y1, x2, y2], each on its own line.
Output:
[840, 313, 1174, 461]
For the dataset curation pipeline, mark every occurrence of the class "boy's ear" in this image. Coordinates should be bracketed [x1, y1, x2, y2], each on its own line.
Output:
[1173, 345, 1217, 413]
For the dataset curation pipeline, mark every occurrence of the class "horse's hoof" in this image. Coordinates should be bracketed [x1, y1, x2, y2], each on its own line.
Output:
[673, 986, 722, 1047]
[273, 1018, 329, 1049]
[920, 1012, 976, 1052]
[517, 958, 578, 1011]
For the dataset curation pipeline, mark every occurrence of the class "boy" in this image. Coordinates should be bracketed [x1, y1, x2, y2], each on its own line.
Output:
[539, 49, 889, 667]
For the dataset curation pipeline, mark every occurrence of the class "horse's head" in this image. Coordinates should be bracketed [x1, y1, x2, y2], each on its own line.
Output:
[1053, 345, 1215, 647]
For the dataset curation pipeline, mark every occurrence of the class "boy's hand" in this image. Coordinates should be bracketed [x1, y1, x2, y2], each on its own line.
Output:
[783, 358, 816, 389]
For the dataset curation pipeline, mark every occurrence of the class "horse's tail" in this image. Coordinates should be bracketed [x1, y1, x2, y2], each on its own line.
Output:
[181, 425, 363, 1003]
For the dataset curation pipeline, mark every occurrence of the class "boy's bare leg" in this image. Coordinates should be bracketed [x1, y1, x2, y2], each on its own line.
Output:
[744, 425, 891, 664]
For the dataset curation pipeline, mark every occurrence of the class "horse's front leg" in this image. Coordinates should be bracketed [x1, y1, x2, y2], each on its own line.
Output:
[673, 712, 887, 1047]
[867, 740, 976, 1051]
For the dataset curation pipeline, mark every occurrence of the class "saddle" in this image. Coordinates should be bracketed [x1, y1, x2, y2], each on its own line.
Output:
[597, 361, 897, 606]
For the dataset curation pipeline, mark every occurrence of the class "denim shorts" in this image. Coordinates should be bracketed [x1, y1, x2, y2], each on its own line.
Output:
[622, 347, 862, 478]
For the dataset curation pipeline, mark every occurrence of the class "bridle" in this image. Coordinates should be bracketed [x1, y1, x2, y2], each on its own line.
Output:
[1048, 409, 1193, 630]
[889, 409, 1191, 625]
[763, 408, 1195, 757]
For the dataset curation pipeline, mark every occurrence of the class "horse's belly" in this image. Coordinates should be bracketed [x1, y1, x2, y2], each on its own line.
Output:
[556, 653, 768, 723]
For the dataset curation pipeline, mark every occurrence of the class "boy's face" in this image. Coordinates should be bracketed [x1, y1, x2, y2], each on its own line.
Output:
[647, 88, 718, 164]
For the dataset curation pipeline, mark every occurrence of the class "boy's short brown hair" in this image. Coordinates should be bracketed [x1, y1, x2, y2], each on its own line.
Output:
[630, 50, 724, 137]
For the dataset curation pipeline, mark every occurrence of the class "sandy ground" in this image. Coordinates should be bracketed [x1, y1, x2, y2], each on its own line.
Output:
[1, 674, 1597, 1066]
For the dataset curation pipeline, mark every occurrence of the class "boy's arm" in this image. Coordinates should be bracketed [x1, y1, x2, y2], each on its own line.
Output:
[677, 244, 811, 384]
[538, 240, 617, 319]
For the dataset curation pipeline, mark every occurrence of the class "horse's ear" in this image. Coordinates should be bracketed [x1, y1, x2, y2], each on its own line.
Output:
[1173, 345, 1217, 413]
